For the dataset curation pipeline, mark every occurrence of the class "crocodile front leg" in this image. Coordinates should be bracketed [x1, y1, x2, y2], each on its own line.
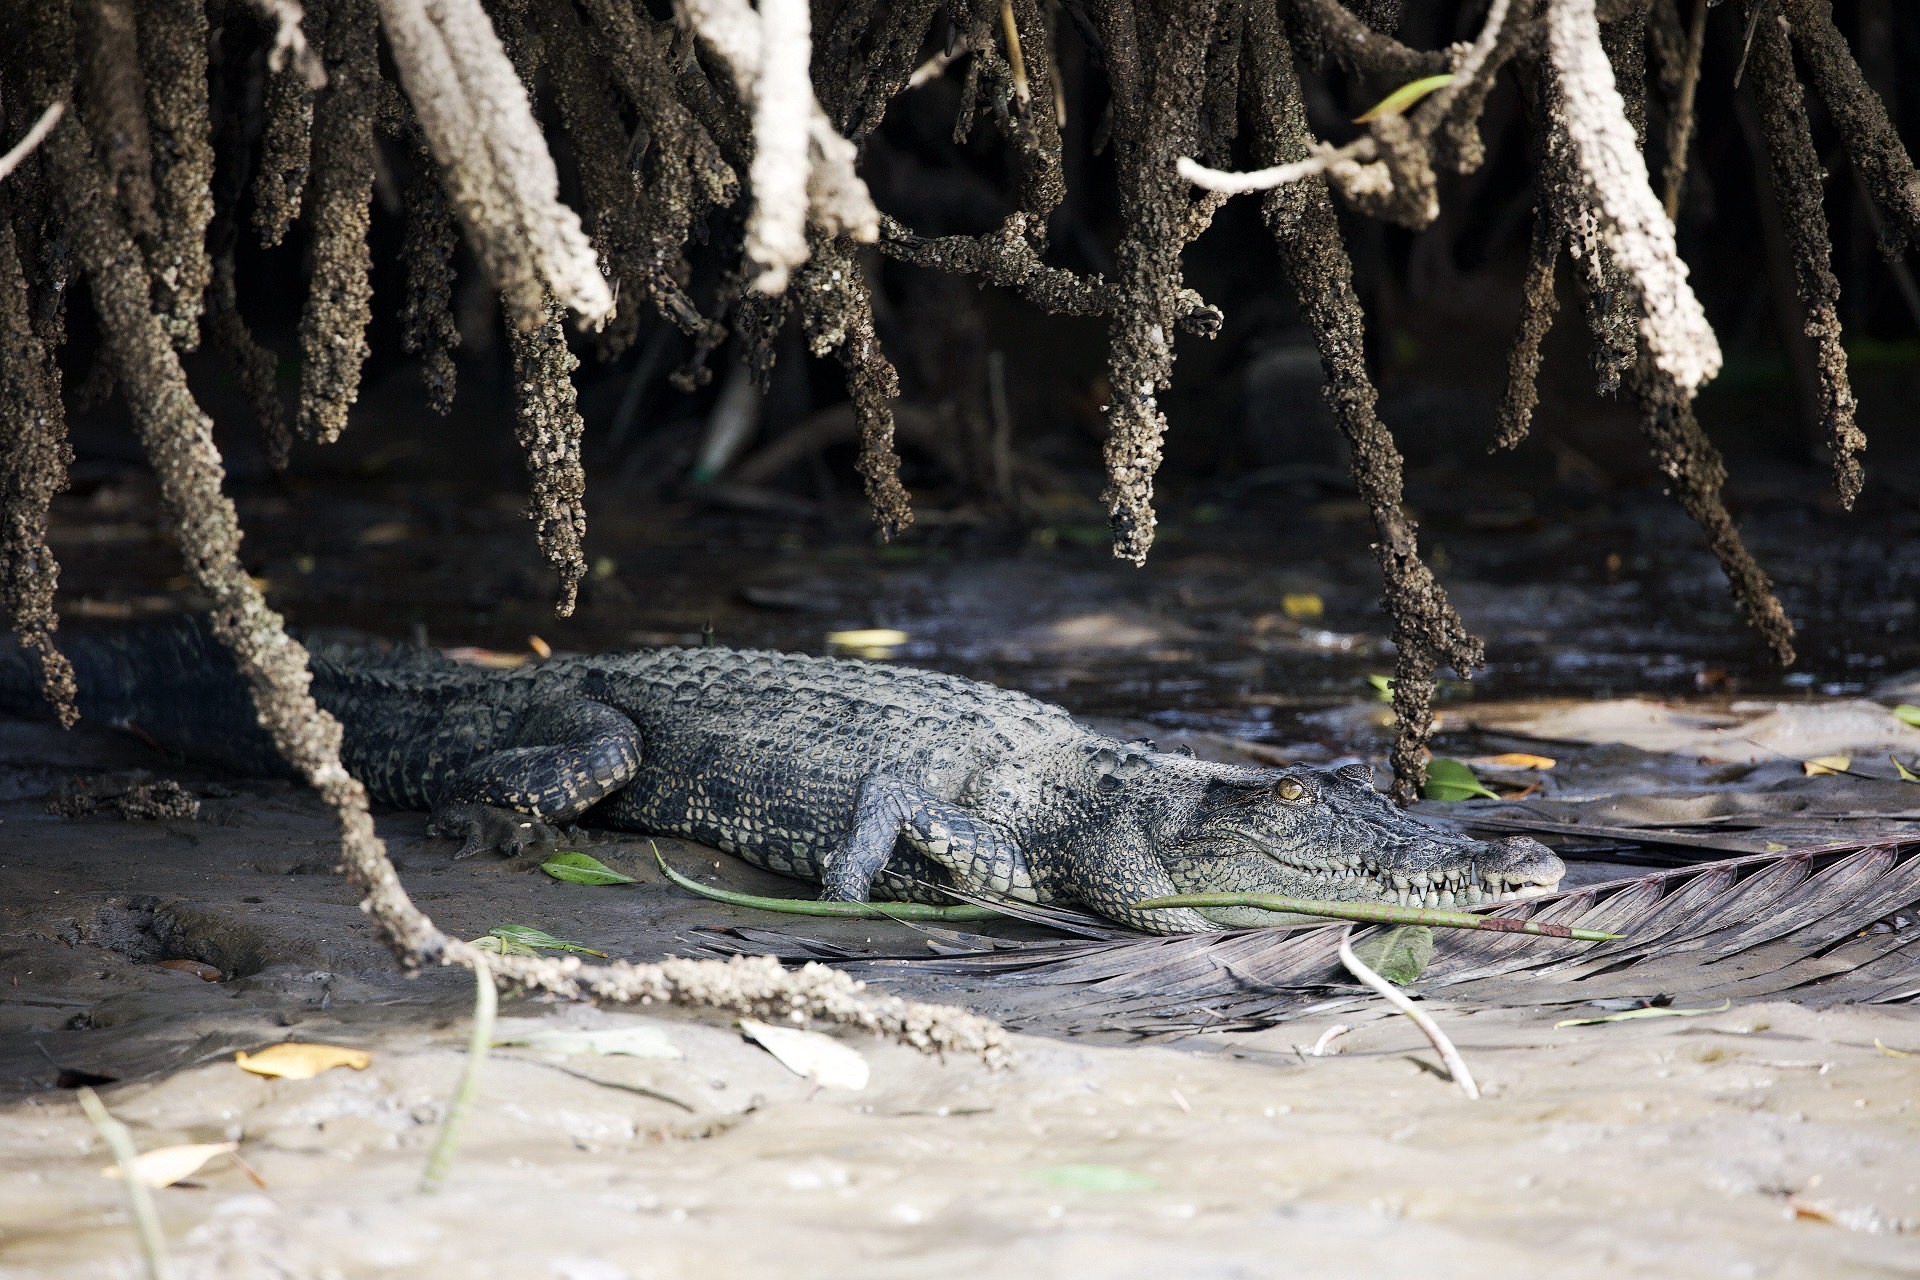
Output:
[427, 698, 643, 858]
[822, 776, 1034, 902]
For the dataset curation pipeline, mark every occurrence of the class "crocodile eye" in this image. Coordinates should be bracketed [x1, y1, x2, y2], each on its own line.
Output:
[1275, 778, 1307, 802]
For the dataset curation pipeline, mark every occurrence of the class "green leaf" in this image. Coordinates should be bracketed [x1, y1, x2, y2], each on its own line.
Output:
[1027, 1164, 1160, 1193]
[1367, 673, 1395, 702]
[1423, 757, 1499, 801]
[1555, 999, 1731, 1028]
[1353, 73, 1456, 123]
[1351, 926, 1434, 985]
[540, 851, 638, 886]
[1894, 704, 1920, 728]
[487, 925, 609, 957]
[1894, 754, 1919, 784]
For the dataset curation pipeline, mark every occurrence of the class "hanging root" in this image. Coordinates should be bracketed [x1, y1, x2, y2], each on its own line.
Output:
[294, 0, 377, 445]
[1493, 206, 1561, 450]
[137, 0, 215, 349]
[253, 55, 313, 247]
[399, 121, 461, 413]
[796, 237, 913, 538]
[1246, 0, 1482, 802]
[1781, 0, 1920, 253]
[505, 297, 590, 617]
[1748, 6, 1863, 507]
[0, 199, 77, 727]
[1093, 0, 1220, 565]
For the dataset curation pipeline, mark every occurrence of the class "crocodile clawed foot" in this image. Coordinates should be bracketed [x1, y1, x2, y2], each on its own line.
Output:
[428, 801, 562, 859]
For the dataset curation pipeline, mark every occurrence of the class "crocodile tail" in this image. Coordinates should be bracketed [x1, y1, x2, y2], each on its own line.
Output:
[1, 617, 291, 777]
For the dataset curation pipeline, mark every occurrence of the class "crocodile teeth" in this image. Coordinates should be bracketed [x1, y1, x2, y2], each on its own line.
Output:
[1392, 874, 1410, 890]
[1437, 889, 1455, 907]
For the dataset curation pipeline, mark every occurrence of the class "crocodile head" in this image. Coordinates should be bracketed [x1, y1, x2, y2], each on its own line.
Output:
[1154, 760, 1565, 928]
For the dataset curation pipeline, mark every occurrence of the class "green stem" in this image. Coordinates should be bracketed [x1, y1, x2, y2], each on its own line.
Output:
[420, 950, 498, 1194]
[651, 843, 1006, 922]
[77, 1087, 170, 1280]
[1131, 892, 1621, 941]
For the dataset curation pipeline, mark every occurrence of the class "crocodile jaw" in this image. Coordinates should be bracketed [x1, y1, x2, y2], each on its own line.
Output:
[1156, 762, 1565, 922]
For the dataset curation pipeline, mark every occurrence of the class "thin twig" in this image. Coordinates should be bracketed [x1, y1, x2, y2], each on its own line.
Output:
[420, 950, 497, 1194]
[0, 100, 65, 183]
[1338, 928, 1480, 1099]
[77, 1087, 170, 1280]
[1177, 141, 1371, 195]
[1660, 0, 1709, 221]
[999, 0, 1031, 110]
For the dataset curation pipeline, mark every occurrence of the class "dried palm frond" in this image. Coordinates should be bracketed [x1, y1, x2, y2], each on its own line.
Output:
[686, 841, 1920, 1037]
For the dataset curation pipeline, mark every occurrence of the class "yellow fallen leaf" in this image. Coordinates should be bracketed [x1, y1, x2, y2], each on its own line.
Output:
[1803, 755, 1851, 777]
[103, 1142, 237, 1188]
[827, 629, 909, 659]
[827, 628, 908, 648]
[1281, 593, 1324, 621]
[1469, 752, 1557, 771]
[1874, 1038, 1914, 1058]
[234, 1043, 371, 1079]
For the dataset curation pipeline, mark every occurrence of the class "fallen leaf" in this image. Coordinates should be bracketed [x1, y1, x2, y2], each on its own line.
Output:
[826, 628, 909, 659]
[485, 924, 608, 956]
[1803, 754, 1851, 777]
[1556, 999, 1731, 1028]
[1468, 752, 1557, 771]
[153, 959, 224, 981]
[1874, 1038, 1914, 1058]
[103, 1142, 237, 1188]
[540, 852, 638, 886]
[1894, 755, 1919, 784]
[1281, 593, 1323, 621]
[1893, 705, 1920, 729]
[234, 1043, 371, 1079]
[1351, 926, 1433, 986]
[1028, 1164, 1161, 1193]
[498, 1027, 681, 1059]
[1785, 1197, 1901, 1233]
[738, 1019, 869, 1090]
[1353, 73, 1455, 123]
[1423, 757, 1498, 802]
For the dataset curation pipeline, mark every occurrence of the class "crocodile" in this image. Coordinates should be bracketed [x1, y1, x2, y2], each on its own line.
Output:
[1, 620, 1564, 933]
